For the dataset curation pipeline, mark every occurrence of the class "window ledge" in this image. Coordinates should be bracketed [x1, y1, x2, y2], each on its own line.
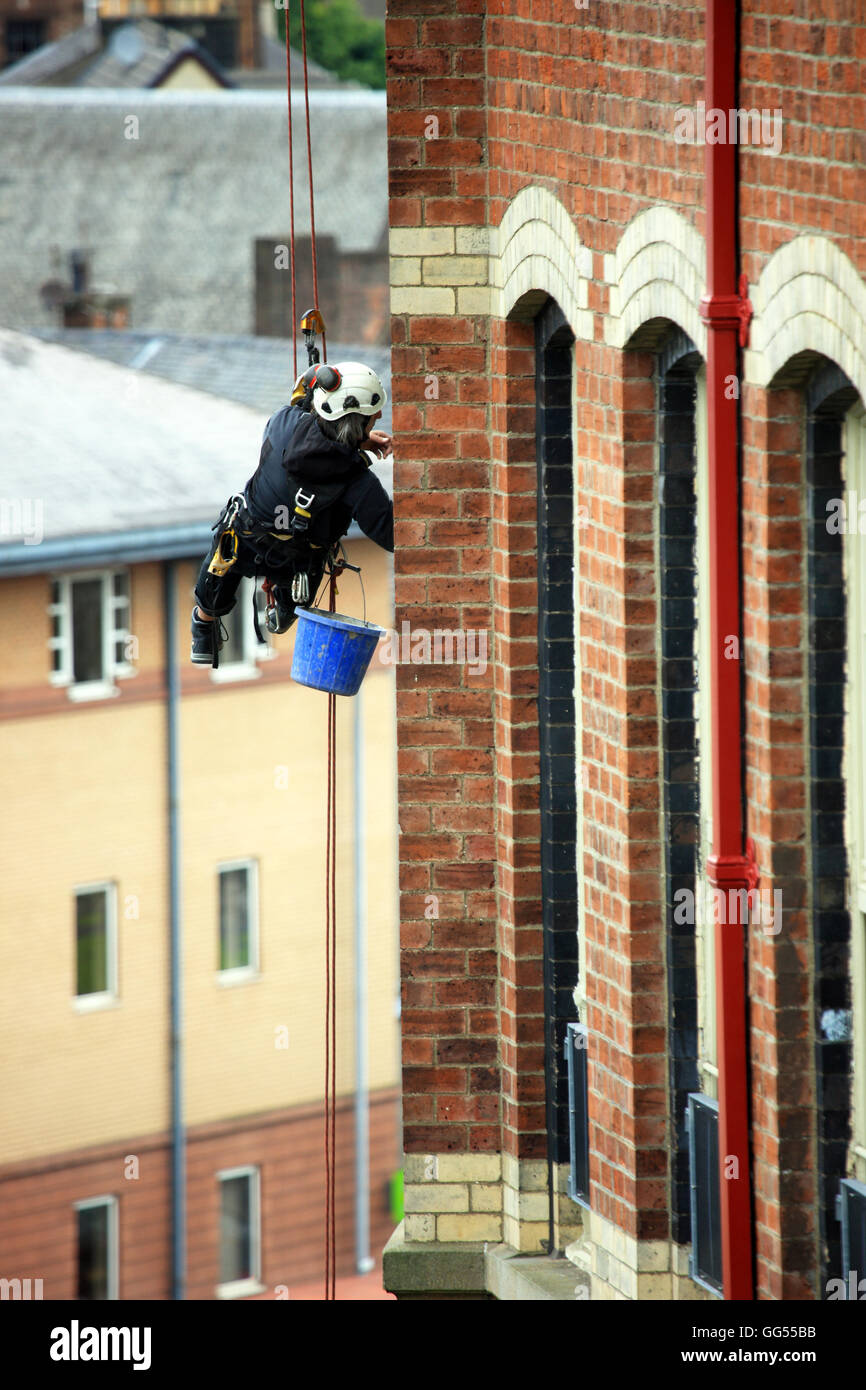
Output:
[210, 664, 263, 684]
[73, 993, 120, 1013]
[66, 681, 120, 703]
[217, 969, 260, 987]
[215, 1278, 265, 1301]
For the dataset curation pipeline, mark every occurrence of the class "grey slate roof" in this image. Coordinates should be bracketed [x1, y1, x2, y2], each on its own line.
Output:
[0, 20, 232, 90]
[0, 329, 392, 572]
[79, 21, 232, 90]
[0, 24, 102, 87]
[248, 34, 345, 85]
[28, 328, 392, 432]
[0, 88, 387, 336]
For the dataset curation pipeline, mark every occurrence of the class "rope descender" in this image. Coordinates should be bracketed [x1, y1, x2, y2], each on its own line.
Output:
[301, 307, 326, 366]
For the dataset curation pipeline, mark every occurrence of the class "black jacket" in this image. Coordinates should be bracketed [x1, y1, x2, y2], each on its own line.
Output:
[245, 405, 394, 552]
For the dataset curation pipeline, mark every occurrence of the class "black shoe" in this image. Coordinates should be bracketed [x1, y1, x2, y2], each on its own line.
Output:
[190, 610, 226, 664]
[266, 587, 296, 635]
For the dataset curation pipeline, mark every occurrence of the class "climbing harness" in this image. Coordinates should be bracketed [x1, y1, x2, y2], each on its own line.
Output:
[206, 494, 245, 581]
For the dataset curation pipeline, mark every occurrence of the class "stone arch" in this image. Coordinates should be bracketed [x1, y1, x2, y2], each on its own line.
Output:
[745, 236, 866, 401]
[490, 185, 593, 338]
[604, 207, 706, 355]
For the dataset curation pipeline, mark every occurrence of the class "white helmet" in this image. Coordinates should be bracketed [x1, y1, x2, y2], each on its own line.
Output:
[311, 360, 387, 422]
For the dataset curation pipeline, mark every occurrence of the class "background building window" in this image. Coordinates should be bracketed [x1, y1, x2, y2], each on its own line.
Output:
[218, 861, 258, 977]
[210, 578, 272, 683]
[49, 570, 133, 698]
[75, 1196, 118, 1301]
[217, 1167, 261, 1296]
[75, 884, 117, 1004]
[4, 20, 45, 66]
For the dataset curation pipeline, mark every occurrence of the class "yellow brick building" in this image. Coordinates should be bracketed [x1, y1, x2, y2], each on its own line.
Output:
[0, 332, 399, 1298]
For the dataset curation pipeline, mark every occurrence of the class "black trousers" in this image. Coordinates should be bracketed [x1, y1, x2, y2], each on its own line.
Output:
[193, 531, 325, 622]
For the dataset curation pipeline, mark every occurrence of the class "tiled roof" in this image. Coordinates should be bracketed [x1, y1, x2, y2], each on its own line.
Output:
[78, 20, 232, 90]
[28, 328, 392, 433]
[0, 88, 387, 336]
[0, 24, 102, 87]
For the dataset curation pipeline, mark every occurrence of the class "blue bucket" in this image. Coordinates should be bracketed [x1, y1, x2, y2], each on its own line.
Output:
[291, 607, 386, 697]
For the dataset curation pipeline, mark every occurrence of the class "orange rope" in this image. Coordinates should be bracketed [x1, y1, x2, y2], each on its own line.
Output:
[283, 5, 297, 378]
[324, 568, 339, 1299]
[288, 0, 336, 1299]
[298, 0, 326, 363]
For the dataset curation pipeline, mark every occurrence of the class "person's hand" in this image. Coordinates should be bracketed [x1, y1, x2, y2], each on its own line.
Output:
[364, 428, 393, 457]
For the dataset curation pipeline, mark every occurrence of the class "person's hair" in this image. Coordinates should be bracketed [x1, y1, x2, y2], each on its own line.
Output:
[316, 410, 369, 449]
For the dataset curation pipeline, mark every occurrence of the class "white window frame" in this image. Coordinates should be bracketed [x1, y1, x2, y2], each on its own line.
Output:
[694, 366, 718, 1092]
[215, 1165, 263, 1299]
[74, 1195, 119, 1301]
[572, 353, 588, 1020]
[843, 402, 866, 1178]
[210, 578, 275, 685]
[48, 569, 134, 701]
[73, 881, 118, 1012]
[217, 860, 260, 984]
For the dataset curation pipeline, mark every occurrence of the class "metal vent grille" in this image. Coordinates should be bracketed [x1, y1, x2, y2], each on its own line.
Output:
[839, 1178, 866, 1297]
[565, 1023, 589, 1206]
[687, 1093, 722, 1295]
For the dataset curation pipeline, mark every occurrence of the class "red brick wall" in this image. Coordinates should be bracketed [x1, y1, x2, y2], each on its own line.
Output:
[387, 0, 866, 1292]
[0, 1092, 398, 1299]
[388, 1, 495, 1160]
[742, 382, 818, 1300]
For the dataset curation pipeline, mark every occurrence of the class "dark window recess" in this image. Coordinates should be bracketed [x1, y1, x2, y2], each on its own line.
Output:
[806, 360, 857, 1292]
[77, 1204, 111, 1301]
[687, 1093, 722, 1296]
[71, 578, 104, 683]
[838, 1179, 866, 1297]
[220, 1175, 253, 1285]
[565, 1023, 589, 1205]
[535, 299, 579, 1177]
[658, 331, 702, 1245]
[76, 890, 109, 997]
[255, 234, 339, 339]
[5, 19, 45, 65]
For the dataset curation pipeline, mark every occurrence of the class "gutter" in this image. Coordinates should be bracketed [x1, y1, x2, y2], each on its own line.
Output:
[698, 0, 756, 1301]
[0, 524, 213, 577]
[0, 520, 369, 577]
[164, 561, 186, 1300]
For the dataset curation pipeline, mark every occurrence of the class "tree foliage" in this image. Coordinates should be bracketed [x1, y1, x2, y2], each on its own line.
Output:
[278, 0, 386, 91]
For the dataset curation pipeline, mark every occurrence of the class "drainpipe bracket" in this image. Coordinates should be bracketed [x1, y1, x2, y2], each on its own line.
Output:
[698, 279, 753, 348]
[698, 292, 741, 328]
[705, 839, 760, 893]
[736, 274, 753, 348]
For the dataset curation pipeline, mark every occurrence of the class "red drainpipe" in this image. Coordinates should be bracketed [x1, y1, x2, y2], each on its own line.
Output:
[698, 0, 756, 1301]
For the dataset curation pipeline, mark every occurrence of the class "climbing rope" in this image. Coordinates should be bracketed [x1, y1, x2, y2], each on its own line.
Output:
[324, 567, 341, 1300]
[282, 15, 297, 380]
[299, 0, 326, 364]
[284, 0, 326, 373]
[284, 1, 336, 1297]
